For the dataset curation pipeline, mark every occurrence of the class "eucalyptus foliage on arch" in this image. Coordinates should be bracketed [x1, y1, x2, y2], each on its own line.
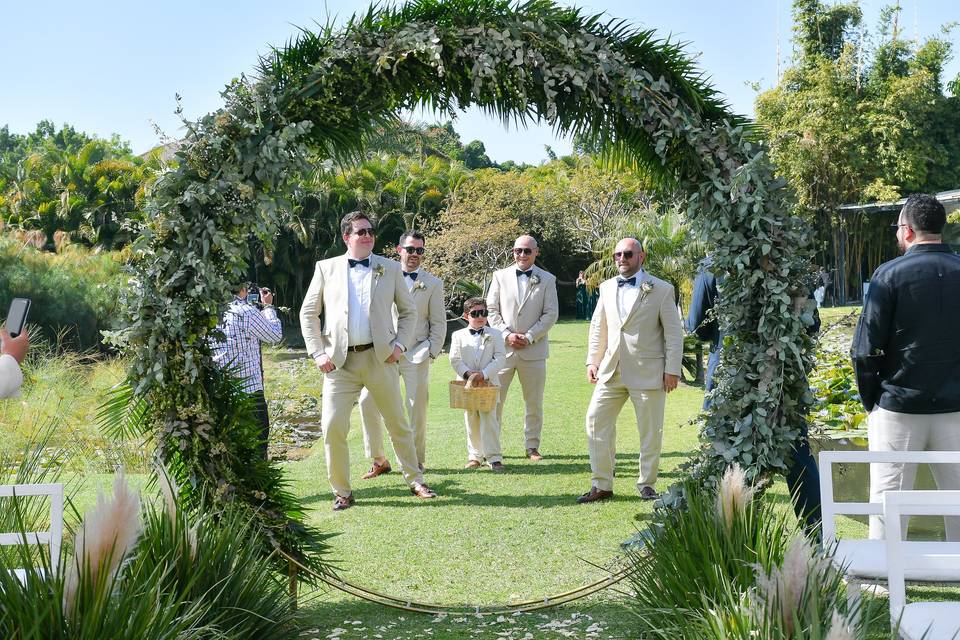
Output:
[109, 0, 816, 565]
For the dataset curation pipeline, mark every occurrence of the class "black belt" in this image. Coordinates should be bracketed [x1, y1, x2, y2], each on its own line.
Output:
[347, 343, 374, 353]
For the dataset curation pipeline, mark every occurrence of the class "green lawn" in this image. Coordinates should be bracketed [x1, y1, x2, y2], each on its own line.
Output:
[271, 320, 741, 638]
[13, 312, 949, 639]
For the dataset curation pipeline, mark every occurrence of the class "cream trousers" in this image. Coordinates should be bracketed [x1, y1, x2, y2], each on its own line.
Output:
[358, 358, 431, 465]
[320, 349, 423, 497]
[868, 407, 960, 540]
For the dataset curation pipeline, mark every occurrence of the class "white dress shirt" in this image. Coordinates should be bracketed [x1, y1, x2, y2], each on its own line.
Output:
[616, 269, 644, 321]
[347, 256, 373, 346]
[516, 268, 530, 301]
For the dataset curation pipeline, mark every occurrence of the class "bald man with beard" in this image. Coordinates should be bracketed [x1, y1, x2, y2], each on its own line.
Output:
[486, 235, 559, 461]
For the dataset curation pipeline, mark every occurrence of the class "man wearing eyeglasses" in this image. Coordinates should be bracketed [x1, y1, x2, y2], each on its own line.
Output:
[578, 238, 683, 504]
[486, 235, 559, 461]
[852, 194, 960, 540]
[300, 211, 438, 511]
[357, 230, 446, 477]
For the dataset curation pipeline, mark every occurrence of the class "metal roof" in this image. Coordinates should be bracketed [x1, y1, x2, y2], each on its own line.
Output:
[839, 188, 960, 214]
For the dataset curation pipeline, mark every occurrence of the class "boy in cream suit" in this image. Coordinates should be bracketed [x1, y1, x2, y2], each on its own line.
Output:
[486, 235, 559, 461]
[299, 211, 438, 511]
[578, 238, 684, 504]
[450, 298, 507, 472]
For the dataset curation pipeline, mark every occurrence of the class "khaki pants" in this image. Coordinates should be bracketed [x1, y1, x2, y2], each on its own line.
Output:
[465, 409, 502, 464]
[496, 357, 546, 450]
[320, 349, 423, 497]
[358, 358, 431, 465]
[585, 371, 666, 492]
[868, 407, 960, 540]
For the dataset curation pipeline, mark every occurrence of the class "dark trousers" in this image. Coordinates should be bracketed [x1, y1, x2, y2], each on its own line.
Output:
[250, 390, 271, 459]
[703, 352, 821, 537]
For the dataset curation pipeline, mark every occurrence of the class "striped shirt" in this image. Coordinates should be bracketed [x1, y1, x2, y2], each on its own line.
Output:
[211, 297, 282, 393]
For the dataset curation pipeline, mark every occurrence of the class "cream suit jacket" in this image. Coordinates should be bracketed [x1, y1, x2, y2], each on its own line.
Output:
[449, 326, 507, 386]
[299, 254, 417, 368]
[0, 354, 23, 399]
[404, 269, 447, 363]
[586, 273, 684, 389]
[486, 264, 559, 361]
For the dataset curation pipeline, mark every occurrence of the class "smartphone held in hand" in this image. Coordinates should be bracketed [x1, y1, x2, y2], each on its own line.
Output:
[5, 298, 30, 338]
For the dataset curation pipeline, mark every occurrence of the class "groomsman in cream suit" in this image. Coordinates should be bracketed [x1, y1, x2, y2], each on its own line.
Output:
[486, 235, 559, 461]
[300, 211, 438, 511]
[358, 230, 446, 477]
[577, 238, 683, 504]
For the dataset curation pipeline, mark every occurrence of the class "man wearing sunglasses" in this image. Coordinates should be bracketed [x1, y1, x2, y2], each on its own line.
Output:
[358, 230, 446, 477]
[578, 238, 684, 504]
[486, 234, 559, 461]
[300, 211, 438, 511]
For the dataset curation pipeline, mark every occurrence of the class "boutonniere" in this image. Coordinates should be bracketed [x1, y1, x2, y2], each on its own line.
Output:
[482, 333, 491, 345]
[414, 280, 426, 291]
[529, 274, 541, 286]
[641, 280, 654, 295]
[373, 264, 385, 279]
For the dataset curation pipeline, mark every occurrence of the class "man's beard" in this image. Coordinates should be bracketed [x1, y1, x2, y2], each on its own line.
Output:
[897, 238, 908, 254]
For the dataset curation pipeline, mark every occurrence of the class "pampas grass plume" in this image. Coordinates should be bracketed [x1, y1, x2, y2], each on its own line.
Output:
[716, 463, 756, 531]
[64, 472, 142, 615]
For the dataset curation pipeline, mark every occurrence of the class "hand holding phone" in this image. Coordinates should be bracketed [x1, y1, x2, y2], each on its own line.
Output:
[5, 298, 30, 339]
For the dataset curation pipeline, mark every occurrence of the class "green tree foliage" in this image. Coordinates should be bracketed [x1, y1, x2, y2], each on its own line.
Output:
[1, 122, 148, 250]
[755, 1, 960, 298]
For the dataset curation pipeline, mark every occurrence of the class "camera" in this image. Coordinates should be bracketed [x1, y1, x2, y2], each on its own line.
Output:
[246, 288, 260, 304]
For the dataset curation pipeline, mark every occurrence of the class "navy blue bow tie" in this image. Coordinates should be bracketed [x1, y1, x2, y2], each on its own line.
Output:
[348, 258, 370, 268]
[618, 277, 637, 287]
[469, 328, 484, 336]
[516, 269, 532, 277]
[403, 271, 418, 280]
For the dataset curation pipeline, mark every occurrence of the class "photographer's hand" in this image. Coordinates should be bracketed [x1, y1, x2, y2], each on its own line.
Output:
[1, 326, 29, 364]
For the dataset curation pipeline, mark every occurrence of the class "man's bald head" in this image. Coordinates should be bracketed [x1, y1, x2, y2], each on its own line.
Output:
[614, 237, 646, 277]
[512, 234, 539, 269]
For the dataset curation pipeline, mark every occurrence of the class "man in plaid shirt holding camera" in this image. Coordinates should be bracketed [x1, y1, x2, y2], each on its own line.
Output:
[212, 282, 282, 458]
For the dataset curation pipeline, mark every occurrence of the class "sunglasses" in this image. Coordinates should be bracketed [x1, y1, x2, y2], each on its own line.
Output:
[468, 309, 489, 318]
[613, 250, 635, 260]
[402, 246, 425, 255]
[513, 247, 534, 255]
[352, 228, 376, 237]
[890, 223, 910, 230]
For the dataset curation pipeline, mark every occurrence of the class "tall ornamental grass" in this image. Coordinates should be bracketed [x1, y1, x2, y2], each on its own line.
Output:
[0, 235, 126, 350]
[625, 465, 886, 638]
[0, 442, 300, 639]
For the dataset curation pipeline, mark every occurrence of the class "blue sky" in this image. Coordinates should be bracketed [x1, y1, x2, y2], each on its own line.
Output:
[3, 1, 957, 164]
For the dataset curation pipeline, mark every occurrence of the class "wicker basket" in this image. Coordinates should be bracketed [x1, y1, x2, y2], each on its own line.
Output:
[449, 379, 500, 412]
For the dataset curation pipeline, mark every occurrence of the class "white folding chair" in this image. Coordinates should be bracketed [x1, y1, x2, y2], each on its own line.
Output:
[819, 450, 960, 583]
[0, 483, 64, 583]
[884, 490, 960, 640]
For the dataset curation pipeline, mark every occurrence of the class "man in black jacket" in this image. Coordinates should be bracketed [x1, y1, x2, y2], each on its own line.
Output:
[852, 193, 960, 541]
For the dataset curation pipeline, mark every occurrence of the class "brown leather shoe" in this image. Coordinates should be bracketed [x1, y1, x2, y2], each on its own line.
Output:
[640, 485, 659, 500]
[410, 483, 437, 499]
[576, 487, 613, 504]
[464, 460, 482, 469]
[332, 493, 355, 511]
[361, 460, 392, 479]
[526, 448, 543, 461]
[490, 461, 506, 473]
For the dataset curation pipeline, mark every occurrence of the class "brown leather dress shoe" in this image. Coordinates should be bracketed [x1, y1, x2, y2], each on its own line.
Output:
[333, 493, 355, 511]
[576, 487, 613, 504]
[640, 485, 659, 500]
[410, 483, 437, 499]
[464, 460, 482, 469]
[490, 461, 506, 473]
[526, 448, 543, 461]
[361, 460, 392, 479]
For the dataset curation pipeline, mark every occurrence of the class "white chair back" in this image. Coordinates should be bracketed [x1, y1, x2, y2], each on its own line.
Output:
[883, 490, 960, 638]
[819, 450, 960, 545]
[0, 483, 65, 575]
